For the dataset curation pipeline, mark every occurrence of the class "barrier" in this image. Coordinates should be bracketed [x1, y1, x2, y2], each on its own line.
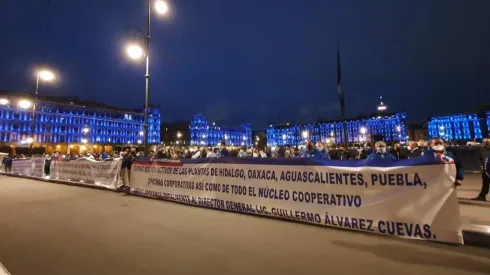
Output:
[130, 156, 463, 244]
[50, 158, 122, 189]
[10, 157, 44, 178]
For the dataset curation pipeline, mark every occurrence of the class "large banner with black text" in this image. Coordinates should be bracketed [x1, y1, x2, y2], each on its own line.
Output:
[50, 158, 122, 189]
[10, 157, 45, 178]
[130, 156, 463, 244]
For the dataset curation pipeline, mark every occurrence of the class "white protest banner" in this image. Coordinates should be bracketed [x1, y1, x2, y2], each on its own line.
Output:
[11, 158, 44, 178]
[130, 157, 463, 244]
[50, 158, 122, 189]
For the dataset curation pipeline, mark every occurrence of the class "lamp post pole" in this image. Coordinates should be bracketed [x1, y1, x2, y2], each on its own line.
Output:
[30, 72, 40, 141]
[143, 0, 152, 156]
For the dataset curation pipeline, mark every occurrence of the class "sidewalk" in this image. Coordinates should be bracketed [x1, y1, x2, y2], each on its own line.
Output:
[457, 173, 489, 206]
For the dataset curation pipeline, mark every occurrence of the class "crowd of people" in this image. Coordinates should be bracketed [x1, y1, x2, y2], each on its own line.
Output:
[2, 137, 489, 202]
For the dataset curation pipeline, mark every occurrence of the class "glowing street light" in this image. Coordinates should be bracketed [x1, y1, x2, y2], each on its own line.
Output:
[38, 69, 55, 82]
[26, 137, 34, 144]
[126, 44, 144, 60]
[82, 127, 90, 134]
[154, 0, 169, 14]
[140, 131, 144, 136]
[81, 138, 88, 144]
[18, 99, 33, 109]
[302, 131, 309, 139]
[137, 140, 142, 144]
[0, 98, 9, 105]
[396, 125, 401, 132]
[360, 127, 367, 135]
[177, 132, 182, 138]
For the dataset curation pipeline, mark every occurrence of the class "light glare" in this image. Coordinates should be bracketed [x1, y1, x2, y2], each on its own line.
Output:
[154, 0, 169, 14]
[39, 70, 55, 82]
[18, 99, 33, 109]
[0, 98, 9, 105]
[126, 44, 144, 60]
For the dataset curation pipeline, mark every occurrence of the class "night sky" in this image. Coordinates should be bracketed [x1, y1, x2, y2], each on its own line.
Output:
[1, 0, 490, 129]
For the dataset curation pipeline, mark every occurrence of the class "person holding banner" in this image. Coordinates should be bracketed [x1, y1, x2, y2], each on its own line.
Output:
[366, 141, 396, 160]
[472, 138, 490, 201]
[428, 137, 464, 186]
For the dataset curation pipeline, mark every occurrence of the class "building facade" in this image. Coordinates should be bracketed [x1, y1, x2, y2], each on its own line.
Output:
[0, 93, 161, 149]
[267, 112, 408, 146]
[427, 113, 485, 141]
[190, 113, 252, 147]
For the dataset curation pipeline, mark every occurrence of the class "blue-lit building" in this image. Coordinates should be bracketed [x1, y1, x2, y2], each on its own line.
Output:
[427, 114, 484, 140]
[267, 112, 408, 146]
[190, 113, 252, 147]
[0, 93, 161, 148]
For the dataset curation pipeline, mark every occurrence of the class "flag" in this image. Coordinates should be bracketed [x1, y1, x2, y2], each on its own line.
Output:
[337, 41, 345, 113]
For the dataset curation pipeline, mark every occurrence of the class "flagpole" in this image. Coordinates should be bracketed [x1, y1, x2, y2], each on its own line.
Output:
[337, 41, 349, 148]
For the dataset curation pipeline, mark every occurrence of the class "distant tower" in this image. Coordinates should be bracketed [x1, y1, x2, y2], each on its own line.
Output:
[377, 96, 387, 112]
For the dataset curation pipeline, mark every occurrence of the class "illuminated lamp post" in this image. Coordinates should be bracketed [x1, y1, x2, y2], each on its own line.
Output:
[32, 69, 56, 140]
[124, 0, 169, 156]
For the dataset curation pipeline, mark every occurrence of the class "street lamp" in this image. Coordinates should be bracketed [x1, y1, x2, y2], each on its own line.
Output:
[38, 69, 55, 82]
[0, 98, 9, 105]
[82, 127, 90, 134]
[81, 138, 88, 144]
[360, 127, 367, 135]
[302, 131, 308, 139]
[125, 0, 169, 156]
[18, 99, 33, 109]
[126, 44, 144, 60]
[177, 132, 182, 138]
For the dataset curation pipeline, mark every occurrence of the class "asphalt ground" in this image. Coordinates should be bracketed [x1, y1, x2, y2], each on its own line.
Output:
[1, 175, 490, 275]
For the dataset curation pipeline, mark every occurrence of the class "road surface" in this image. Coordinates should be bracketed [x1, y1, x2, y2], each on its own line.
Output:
[1, 175, 490, 275]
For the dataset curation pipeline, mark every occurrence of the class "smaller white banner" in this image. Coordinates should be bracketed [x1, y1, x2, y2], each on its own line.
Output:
[10, 158, 44, 178]
[50, 158, 122, 189]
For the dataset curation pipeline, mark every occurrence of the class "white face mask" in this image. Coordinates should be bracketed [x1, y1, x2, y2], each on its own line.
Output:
[407, 146, 412, 151]
[431, 145, 444, 152]
[377, 147, 386, 154]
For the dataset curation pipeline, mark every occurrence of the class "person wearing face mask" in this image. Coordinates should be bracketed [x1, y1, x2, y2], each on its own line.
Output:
[407, 141, 422, 158]
[237, 147, 247, 157]
[472, 138, 490, 201]
[428, 137, 463, 186]
[299, 141, 326, 160]
[390, 143, 408, 160]
[367, 141, 396, 160]
[316, 142, 331, 160]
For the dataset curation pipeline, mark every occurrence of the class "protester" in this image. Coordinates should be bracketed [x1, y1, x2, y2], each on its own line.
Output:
[391, 143, 409, 160]
[407, 141, 422, 158]
[473, 138, 490, 201]
[367, 141, 396, 160]
[428, 137, 463, 186]
[218, 142, 230, 157]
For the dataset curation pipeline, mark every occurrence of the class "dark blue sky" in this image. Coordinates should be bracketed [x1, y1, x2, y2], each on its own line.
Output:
[1, 0, 489, 129]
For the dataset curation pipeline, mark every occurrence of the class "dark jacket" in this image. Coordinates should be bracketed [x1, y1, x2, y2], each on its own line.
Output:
[367, 152, 396, 161]
[409, 147, 423, 158]
[391, 148, 409, 160]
